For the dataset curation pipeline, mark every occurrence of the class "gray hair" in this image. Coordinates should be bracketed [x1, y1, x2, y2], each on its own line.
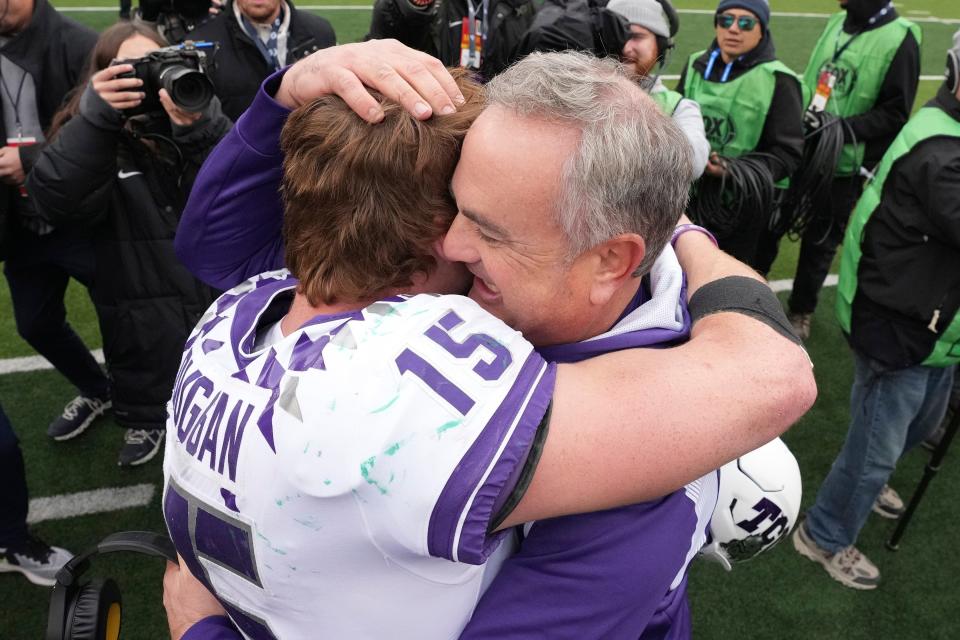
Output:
[485, 51, 692, 275]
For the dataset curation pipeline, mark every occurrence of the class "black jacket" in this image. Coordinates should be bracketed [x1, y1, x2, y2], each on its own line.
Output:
[850, 85, 960, 369]
[509, 0, 630, 65]
[189, 0, 335, 121]
[838, 3, 921, 169]
[368, 0, 537, 79]
[0, 0, 96, 257]
[26, 85, 229, 429]
[678, 34, 804, 183]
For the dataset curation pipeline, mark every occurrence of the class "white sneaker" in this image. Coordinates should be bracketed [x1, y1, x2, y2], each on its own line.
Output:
[0, 534, 73, 587]
[792, 522, 880, 590]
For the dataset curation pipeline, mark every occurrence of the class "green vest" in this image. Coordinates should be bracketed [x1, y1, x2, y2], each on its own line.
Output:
[652, 88, 683, 116]
[803, 12, 921, 176]
[836, 106, 960, 367]
[684, 52, 798, 186]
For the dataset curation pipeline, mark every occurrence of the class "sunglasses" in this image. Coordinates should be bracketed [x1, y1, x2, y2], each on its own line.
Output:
[715, 13, 759, 31]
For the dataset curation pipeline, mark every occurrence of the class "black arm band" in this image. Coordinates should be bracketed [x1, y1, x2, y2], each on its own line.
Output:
[487, 402, 551, 534]
[688, 276, 802, 346]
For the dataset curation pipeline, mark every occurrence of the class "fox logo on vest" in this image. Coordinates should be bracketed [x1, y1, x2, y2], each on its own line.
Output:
[820, 61, 858, 98]
[701, 106, 737, 149]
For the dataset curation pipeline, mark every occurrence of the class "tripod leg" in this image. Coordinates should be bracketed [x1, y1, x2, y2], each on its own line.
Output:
[887, 407, 960, 551]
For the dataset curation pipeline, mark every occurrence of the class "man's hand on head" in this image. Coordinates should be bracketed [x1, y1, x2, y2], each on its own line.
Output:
[274, 40, 465, 123]
[163, 557, 227, 640]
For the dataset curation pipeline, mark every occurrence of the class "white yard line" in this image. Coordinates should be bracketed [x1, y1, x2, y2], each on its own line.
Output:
[769, 273, 839, 293]
[55, 5, 960, 21]
[27, 483, 156, 524]
[0, 348, 104, 375]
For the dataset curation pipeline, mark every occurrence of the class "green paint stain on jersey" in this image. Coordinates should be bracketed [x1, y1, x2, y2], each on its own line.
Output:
[256, 532, 288, 556]
[384, 441, 403, 456]
[360, 456, 389, 495]
[436, 419, 462, 437]
[370, 394, 399, 414]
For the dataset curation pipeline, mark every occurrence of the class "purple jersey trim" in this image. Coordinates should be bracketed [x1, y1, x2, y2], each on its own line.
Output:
[538, 276, 690, 364]
[181, 616, 243, 640]
[426, 352, 555, 564]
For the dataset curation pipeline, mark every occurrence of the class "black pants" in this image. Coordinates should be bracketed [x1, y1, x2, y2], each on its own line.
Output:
[788, 176, 864, 315]
[3, 226, 109, 399]
[0, 403, 28, 546]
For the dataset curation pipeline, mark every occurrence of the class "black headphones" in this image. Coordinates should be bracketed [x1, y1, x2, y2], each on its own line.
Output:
[653, 0, 679, 68]
[46, 531, 177, 640]
[947, 33, 960, 95]
[656, 0, 680, 43]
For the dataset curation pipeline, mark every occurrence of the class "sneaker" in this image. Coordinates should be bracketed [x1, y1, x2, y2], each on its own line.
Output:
[47, 395, 112, 441]
[792, 521, 880, 590]
[788, 312, 812, 341]
[0, 533, 73, 587]
[118, 428, 165, 467]
[872, 484, 905, 520]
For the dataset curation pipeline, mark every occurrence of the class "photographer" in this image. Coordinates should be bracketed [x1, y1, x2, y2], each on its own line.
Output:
[26, 22, 227, 466]
[188, 0, 335, 120]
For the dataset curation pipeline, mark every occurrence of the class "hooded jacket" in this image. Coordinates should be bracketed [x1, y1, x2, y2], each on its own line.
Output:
[678, 33, 803, 183]
[0, 0, 96, 257]
[27, 85, 228, 429]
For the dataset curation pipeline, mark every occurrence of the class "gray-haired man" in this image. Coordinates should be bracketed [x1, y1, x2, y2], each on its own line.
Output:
[166, 40, 813, 639]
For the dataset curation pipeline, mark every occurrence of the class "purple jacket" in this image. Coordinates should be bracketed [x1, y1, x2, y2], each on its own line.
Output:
[178, 70, 702, 640]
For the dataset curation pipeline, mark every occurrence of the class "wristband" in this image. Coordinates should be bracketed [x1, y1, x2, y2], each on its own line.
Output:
[671, 223, 718, 248]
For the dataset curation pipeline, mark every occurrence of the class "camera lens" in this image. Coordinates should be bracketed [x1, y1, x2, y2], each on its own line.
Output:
[161, 66, 215, 113]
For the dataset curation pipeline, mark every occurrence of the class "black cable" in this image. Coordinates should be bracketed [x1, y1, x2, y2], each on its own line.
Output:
[688, 152, 782, 239]
[774, 112, 857, 242]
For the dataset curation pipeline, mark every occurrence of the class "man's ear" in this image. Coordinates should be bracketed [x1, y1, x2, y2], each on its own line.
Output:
[588, 233, 646, 306]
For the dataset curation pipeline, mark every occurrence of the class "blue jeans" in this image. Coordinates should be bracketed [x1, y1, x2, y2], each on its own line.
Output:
[805, 350, 955, 553]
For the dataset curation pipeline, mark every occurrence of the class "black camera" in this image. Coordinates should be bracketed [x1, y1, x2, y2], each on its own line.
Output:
[139, 0, 213, 43]
[116, 41, 216, 116]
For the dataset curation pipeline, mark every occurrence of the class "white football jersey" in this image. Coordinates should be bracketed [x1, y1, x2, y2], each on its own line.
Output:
[163, 270, 555, 640]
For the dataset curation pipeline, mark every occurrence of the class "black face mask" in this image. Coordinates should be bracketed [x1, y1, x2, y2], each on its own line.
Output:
[843, 0, 888, 27]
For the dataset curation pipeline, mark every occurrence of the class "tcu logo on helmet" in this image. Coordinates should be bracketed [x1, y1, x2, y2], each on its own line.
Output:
[721, 497, 791, 562]
[700, 438, 802, 570]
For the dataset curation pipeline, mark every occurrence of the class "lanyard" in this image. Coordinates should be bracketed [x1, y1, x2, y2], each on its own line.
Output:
[833, 1, 894, 63]
[704, 48, 738, 83]
[0, 68, 27, 138]
[466, 0, 489, 58]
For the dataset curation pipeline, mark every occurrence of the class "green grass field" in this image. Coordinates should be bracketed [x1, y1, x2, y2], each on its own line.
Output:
[1, 1, 957, 638]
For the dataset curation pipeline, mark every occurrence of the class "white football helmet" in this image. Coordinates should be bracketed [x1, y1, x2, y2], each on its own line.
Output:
[699, 437, 802, 570]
